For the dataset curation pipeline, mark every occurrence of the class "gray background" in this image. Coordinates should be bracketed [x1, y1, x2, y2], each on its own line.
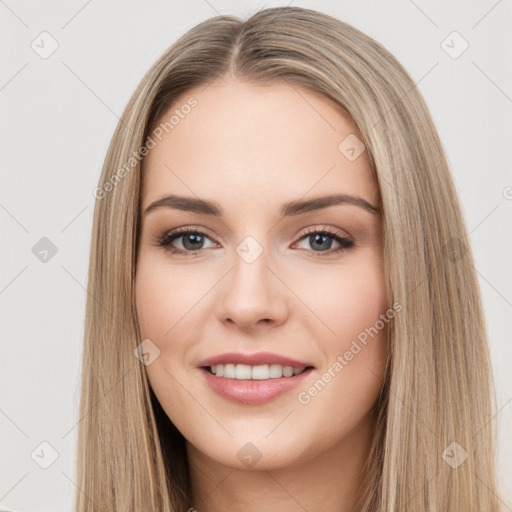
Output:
[1, 1, 511, 511]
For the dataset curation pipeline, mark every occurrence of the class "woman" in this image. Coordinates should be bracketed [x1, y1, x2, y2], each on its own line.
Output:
[78, 6, 503, 511]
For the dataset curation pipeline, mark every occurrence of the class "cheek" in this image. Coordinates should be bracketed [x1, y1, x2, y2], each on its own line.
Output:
[135, 255, 205, 340]
[298, 254, 389, 417]
[296, 252, 389, 403]
[134, 257, 197, 407]
[338, 266, 387, 341]
[134, 258, 197, 423]
[298, 253, 388, 346]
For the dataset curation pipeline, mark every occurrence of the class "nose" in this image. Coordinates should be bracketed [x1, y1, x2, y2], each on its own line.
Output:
[217, 245, 289, 331]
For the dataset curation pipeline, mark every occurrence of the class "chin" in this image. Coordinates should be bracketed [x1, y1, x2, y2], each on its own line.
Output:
[189, 433, 315, 472]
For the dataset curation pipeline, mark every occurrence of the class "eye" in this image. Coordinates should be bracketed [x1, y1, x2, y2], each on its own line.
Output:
[155, 227, 217, 254]
[153, 226, 355, 256]
[292, 228, 354, 255]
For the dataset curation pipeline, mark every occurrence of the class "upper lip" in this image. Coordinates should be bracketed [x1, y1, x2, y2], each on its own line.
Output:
[197, 352, 313, 368]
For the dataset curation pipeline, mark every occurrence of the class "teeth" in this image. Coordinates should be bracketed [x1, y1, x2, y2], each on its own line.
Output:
[235, 364, 252, 379]
[252, 365, 270, 380]
[224, 364, 236, 378]
[209, 364, 307, 380]
[269, 364, 283, 378]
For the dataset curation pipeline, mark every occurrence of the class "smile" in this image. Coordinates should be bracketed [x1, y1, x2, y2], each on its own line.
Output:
[208, 363, 308, 379]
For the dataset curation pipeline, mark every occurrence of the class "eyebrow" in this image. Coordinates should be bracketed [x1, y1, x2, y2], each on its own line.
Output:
[143, 193, 380, 217]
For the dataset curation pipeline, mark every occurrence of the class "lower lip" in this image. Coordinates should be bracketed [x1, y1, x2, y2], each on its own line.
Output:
[200, 367, 314, 405]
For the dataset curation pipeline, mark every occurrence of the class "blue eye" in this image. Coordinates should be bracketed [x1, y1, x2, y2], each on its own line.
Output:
[157, 228, 216, 253]
[294, 230, 354, 254]
[155, 227, 354, 256]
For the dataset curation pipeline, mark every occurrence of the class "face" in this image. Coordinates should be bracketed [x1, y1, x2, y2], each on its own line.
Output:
[135, 77, 389, 471]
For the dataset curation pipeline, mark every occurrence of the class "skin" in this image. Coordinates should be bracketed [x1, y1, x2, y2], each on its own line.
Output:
[135, 77, 388, 512]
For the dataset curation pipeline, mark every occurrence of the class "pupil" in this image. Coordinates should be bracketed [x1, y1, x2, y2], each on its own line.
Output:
[310, 234, 331, 251]
[183, 234, 203, 250]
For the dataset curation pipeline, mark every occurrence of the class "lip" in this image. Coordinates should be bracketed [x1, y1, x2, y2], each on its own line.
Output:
[197, 351, 313, 368]
[200, 366, 315, 405]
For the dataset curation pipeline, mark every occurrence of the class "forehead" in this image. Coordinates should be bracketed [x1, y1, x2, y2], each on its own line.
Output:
[141, 78, 378, 210]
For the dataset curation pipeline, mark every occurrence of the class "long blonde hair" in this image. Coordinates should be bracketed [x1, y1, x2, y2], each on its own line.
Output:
[77, 6, 503, 511]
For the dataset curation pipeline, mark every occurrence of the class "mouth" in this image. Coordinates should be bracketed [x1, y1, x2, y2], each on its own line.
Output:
[203, 363, 313, 380]
[198, 354, 316, 405]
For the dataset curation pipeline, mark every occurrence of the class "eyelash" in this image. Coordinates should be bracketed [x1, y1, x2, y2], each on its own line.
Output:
[153, 226, 355, 257]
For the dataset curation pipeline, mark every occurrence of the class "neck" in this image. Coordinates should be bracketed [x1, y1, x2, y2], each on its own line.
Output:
[186, 408, 377, 512]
